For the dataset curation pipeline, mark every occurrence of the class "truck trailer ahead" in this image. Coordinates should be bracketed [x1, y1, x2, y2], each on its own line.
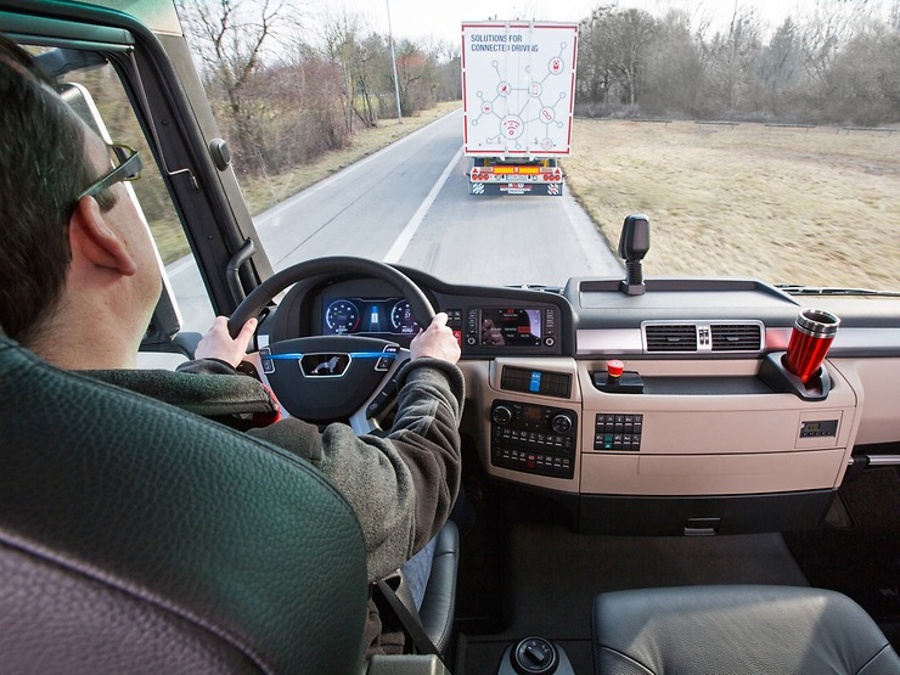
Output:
[461, 21, 578, 196]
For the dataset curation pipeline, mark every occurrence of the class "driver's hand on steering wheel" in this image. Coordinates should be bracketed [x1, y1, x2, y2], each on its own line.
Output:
[195, 316, 258, 368]
[410, 312, 460, 364]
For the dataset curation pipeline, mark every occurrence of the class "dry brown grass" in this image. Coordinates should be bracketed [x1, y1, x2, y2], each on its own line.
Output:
[240, 101, 462, 216]
[563, 119, 900, 291]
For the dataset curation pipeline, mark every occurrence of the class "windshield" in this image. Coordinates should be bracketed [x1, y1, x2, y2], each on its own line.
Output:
[72, 0, 900, 329]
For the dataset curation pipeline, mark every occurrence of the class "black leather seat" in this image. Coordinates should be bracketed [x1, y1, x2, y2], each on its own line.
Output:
[593, 585, 900, 674]
[0, 333, 369, 673]
[418, 519, 459, 654]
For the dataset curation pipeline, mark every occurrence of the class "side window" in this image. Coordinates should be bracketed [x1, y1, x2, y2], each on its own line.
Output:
[59, 58, 216, 337]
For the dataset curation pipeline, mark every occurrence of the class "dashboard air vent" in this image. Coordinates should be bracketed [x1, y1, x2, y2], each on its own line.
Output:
[711, 324, 763, 352]
[645, 324, 698, 352]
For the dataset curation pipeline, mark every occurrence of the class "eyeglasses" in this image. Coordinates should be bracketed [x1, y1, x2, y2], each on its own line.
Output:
[78, 143, 143, 200]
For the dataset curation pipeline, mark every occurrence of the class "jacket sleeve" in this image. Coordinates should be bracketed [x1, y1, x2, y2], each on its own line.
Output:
[235, 357, 465, 582]
[315, 357, 464, 581]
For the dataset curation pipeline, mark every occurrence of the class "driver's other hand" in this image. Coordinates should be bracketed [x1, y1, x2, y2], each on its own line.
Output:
[194, 316, 257, 368]
[410, 312, 460, 364]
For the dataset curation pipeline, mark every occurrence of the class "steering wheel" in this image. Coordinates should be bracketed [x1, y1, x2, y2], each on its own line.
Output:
[229, 256, 435, 425]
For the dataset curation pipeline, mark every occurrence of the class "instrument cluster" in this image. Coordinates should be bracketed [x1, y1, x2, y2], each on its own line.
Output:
[320, 296, 421, 337]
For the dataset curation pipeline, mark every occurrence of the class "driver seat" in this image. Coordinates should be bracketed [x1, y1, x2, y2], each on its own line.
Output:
[0, 330, 370, 673]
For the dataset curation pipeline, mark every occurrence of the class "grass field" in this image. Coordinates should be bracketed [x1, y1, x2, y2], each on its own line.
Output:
[563, 120, 900, 291]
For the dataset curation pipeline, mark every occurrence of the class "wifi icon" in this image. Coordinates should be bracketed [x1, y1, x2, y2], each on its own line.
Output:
[502, 116, 524, 140]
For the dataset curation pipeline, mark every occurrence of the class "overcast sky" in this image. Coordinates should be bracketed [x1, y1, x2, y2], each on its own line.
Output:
[314, 0, 842, 47]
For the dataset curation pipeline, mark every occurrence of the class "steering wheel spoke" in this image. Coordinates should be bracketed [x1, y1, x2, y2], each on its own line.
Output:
[349, 348, 410, 435]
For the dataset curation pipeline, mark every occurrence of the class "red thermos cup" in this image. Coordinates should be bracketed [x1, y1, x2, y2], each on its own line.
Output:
[783, 309, 840, 384]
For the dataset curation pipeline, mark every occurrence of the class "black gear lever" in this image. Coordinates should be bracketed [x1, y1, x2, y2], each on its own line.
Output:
[617, 214, 650, 296]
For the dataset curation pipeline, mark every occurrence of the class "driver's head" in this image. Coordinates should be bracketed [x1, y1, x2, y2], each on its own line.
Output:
[0, 35, 160, 360]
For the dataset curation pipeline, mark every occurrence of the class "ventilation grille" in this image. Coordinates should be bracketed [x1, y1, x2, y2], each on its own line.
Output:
[643, 321, 764, 354]
[711, 324, 763, 351]
[645, 324, 698, 352]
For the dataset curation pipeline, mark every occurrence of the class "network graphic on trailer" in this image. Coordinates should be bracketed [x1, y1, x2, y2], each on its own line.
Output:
[462, 23, 578, 155]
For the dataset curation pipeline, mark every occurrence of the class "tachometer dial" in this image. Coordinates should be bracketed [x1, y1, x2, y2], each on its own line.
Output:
[325, 300, 360, 334]
[390, 299, 419, 333]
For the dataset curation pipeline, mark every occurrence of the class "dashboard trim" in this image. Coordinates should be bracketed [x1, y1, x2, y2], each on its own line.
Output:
[576, 327, 900, 358]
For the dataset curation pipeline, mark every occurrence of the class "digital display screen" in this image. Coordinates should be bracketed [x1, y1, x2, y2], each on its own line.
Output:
[480, 308, 542, 347]
[321, 297, 420, 336]
[522, 404, 543, 423]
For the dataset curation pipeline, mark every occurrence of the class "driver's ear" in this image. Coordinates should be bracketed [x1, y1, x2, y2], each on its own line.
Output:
[68, 195, 137, 277]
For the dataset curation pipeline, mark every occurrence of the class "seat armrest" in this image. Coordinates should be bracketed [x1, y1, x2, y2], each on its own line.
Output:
[366, 654, 451, 675]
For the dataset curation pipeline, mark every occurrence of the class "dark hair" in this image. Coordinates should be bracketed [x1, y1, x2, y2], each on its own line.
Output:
[0, 35, 112, 344]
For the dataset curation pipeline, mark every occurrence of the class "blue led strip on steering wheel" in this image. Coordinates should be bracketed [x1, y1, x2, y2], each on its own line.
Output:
[266, 352, 397, 360]
[259, 346, 398, 375]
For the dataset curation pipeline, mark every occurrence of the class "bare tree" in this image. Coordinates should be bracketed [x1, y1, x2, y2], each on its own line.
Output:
[799, 0, 869, 86]
[353, 33, 393, 126]
[702, 3, 762, 114]
[608, 8, 659, 106]
[176, 0, 293, 165]
[577, 5, 616, 106]
[390, 39, 437, 116]
[576, 7, 658, 109]
[322, 12, 363, 133]
[642, 9, 704, 116]
[825, 21, 900, 124]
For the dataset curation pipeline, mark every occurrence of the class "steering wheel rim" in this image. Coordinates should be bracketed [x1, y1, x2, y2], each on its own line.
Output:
[229, 256, 435, 338]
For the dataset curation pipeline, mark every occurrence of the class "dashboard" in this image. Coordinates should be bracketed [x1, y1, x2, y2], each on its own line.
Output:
[261, 267, 900, 538]
[268, 271, 572, 356]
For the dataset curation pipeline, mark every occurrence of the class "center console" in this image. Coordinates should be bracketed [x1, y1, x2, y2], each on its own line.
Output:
[471, 352, 860, 536]
[490, 400, 578, 479]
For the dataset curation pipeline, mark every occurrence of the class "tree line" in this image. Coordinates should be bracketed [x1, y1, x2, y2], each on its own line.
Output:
[175, 0, 460, 178]
[576, 1, 900, 125]
[176, 1, 900, 183]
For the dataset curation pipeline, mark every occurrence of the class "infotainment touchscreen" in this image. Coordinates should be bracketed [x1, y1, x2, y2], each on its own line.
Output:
[480, 308, 542, 347]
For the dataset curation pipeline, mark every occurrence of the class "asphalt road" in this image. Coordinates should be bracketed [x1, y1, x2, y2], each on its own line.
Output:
[167, 108, 621, 333]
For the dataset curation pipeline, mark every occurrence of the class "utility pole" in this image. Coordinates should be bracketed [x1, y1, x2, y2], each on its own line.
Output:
[386, 0, 403, 121]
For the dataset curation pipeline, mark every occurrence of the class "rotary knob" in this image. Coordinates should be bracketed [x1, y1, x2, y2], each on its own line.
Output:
[550, 413, 572, 434]
[492, 405, 513, 425]
[512, 637, 559, 674]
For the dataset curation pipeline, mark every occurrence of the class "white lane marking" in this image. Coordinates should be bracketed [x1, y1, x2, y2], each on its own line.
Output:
[383, 146, 464, 264]
[165, 108, 463, 279]
[258, 109, 463, 227]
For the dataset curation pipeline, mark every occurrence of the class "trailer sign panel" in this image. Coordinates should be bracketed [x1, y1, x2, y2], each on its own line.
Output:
[462, 22, 578, 157]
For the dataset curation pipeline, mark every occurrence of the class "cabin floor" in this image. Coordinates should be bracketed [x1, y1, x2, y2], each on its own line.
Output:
[450, 454, 900, 674]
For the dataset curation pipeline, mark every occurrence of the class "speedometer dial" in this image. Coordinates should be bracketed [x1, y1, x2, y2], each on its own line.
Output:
[325, 300, 360, 334]
[390, 299, 419, 333]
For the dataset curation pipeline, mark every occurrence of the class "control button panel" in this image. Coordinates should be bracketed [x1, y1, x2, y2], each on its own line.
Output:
[445, 309, 463, 347]
[594, 413, 644, 451]
[491, 400, 577, 479]
[501, 366, 571, 398]
[799, 419, 838, 438]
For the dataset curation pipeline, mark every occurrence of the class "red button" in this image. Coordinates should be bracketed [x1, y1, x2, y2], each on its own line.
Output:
[607, 359, 624, 377]
[452, 330, 462, 346]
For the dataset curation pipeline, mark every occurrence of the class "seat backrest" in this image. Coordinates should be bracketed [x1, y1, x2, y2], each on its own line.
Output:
[0, 334, 369, 674]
